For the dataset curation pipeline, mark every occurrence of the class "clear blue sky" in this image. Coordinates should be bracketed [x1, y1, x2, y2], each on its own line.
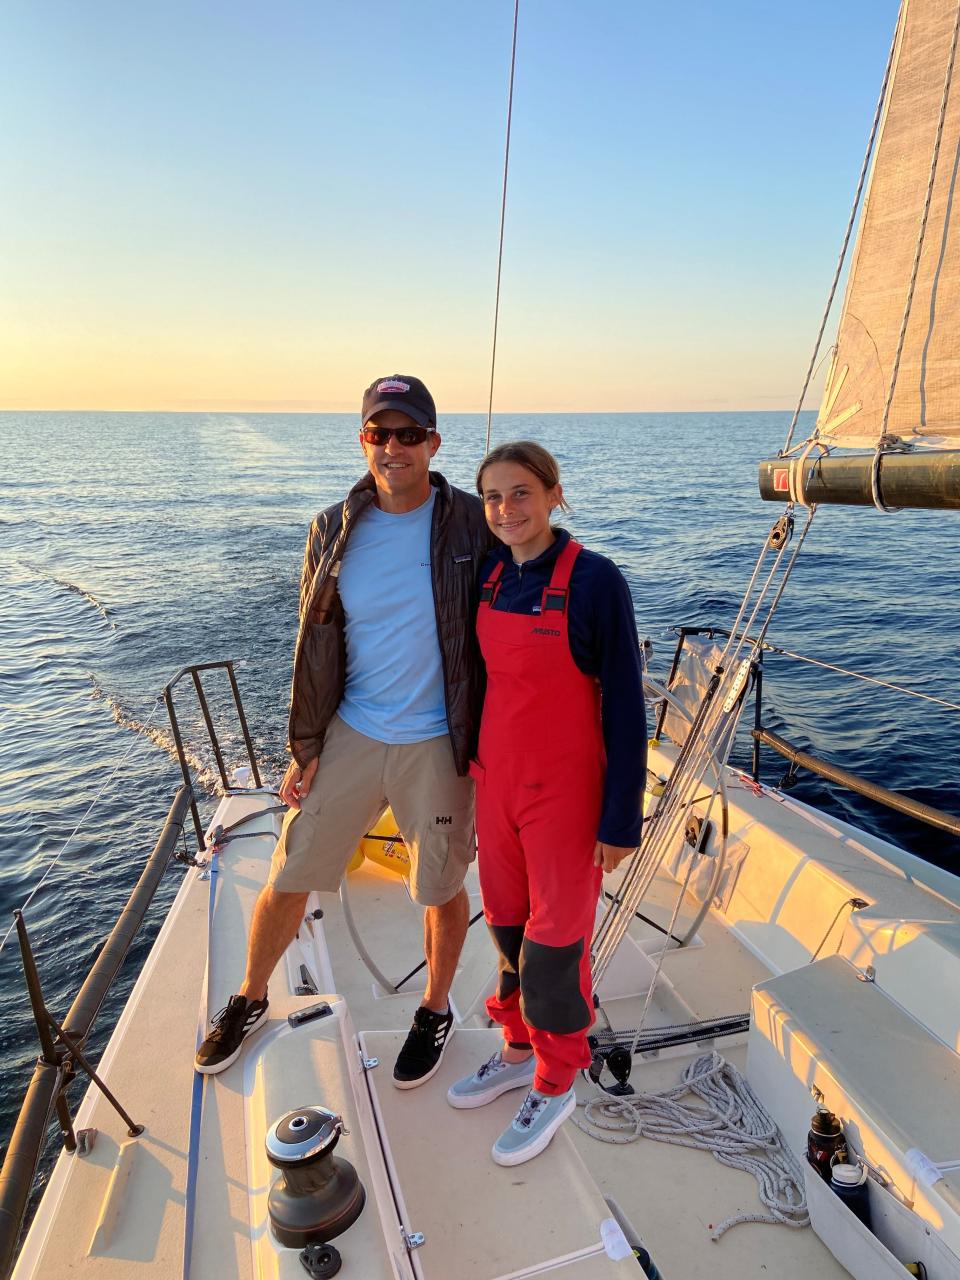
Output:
[0, 1, 900, 411]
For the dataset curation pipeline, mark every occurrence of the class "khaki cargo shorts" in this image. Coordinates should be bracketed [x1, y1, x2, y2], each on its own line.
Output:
[269, 714, 476, 906]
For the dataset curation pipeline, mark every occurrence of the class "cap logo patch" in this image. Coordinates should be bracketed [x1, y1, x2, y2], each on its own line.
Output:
[377, 379, 410, 394]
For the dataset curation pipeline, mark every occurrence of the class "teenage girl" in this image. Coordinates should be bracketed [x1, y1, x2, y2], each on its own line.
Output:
[446, 441, 646, 1166]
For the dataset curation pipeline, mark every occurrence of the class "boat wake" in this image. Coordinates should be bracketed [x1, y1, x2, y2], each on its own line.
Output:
[23, 564, 118, 632]
[88, 678, 222, 795]
[205, 414, 296, 462]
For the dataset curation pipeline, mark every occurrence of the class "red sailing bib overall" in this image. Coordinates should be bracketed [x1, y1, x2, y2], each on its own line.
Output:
[472, 538, 605, 1095]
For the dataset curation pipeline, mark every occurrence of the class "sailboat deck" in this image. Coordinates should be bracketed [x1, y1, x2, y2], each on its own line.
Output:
[14, 795, 883, 1279]
[322, 858, 848, 1279]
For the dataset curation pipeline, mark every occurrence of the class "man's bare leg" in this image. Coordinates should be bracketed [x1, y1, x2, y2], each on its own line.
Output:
[422, 887, 469, 1013]
[239, 884, 309, 1002]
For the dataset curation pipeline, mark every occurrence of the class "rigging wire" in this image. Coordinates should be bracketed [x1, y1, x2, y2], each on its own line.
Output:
[780, 12, 900, 457]
[592, 508, 819, 989]
[0, 697, 165, 961]
[485, 0, 520, 456]
[682, 628, 960, 714]
[759, 641, 960, 714]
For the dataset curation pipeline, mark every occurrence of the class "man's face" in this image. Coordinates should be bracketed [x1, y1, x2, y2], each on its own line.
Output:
[360, 408, 441, 508]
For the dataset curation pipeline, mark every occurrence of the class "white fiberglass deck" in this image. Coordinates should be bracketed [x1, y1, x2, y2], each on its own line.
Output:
[15, 770, 960, 1279]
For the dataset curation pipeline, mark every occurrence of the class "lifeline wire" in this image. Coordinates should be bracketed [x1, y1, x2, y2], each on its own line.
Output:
[485, 0, 520, 455]
[0, 697, 165, 961]
[575, 1052, 809, 1239]
[760, 641, 960, 714]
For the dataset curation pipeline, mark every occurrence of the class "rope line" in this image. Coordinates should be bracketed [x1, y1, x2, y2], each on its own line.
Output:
[787, 438, 828, 509]
[485, 0, 520, 455]
[780, 12, 900, 456]
[574, 1052, 809, 1240]
[0, 697, 165, 961]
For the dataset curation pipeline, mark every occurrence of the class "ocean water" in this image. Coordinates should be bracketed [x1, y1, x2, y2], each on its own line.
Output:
[1, 409, 959, 1178]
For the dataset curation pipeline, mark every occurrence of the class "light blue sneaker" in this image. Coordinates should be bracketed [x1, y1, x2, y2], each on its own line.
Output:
[447, 1050, 536, 1109]
[491, 1086, 577, 1166]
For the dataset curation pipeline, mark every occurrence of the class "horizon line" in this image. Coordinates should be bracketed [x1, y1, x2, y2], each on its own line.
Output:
[0, 402, 816, 415]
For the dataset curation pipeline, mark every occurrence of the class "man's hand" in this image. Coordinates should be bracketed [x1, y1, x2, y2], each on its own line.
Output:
[279, 758, 318, 810]
[593, 841, 635, 874]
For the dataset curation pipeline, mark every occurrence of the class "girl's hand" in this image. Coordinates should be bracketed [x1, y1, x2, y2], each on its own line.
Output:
[593, 841, 635, 873]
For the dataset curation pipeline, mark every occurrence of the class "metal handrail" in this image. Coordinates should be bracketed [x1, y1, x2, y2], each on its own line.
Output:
[652, 625, 960, 839]
[753, 727, 960, 838]
[163, 660, 263, 846]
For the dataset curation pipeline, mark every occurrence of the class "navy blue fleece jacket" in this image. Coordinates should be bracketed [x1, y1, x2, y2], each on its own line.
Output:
[479, 528, 646, 848]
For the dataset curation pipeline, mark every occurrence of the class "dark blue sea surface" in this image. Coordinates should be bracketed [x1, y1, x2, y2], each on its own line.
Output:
[1, 410, 959, 1174]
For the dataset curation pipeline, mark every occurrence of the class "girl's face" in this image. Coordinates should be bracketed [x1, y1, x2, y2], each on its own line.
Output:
[480, 460, 562, 562]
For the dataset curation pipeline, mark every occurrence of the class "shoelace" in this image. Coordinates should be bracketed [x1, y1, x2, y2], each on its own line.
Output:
[515, 1091, 547, 1129]
[406, 1009, 448, 1054]
[476, 1052, 504, 1081]
[210, 997, 252, 1038]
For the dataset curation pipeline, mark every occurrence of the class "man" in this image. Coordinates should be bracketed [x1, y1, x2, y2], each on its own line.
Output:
[196, 374, 493, 1087]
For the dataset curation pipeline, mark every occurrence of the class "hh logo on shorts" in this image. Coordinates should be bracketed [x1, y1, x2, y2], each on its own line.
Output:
[435, 815, 452, 825]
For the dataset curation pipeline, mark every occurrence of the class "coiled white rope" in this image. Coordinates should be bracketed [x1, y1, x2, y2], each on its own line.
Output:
[574, 1051, 809, 1240]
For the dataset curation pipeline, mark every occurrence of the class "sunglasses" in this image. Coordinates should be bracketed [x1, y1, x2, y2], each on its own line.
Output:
[362, 424, 434, 447]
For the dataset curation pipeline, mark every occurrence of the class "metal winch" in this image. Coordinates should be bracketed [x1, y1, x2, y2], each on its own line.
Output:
[266, 1106, 366, 1251]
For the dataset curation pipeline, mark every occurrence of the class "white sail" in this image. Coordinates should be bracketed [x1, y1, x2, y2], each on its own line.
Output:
[818, 0, 960, 448]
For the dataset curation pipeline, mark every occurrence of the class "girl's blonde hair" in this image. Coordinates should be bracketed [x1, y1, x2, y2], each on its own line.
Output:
[475, 441, 571, 512]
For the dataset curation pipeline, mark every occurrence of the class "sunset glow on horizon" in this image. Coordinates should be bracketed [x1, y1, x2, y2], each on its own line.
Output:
[1, 1, 898, 414]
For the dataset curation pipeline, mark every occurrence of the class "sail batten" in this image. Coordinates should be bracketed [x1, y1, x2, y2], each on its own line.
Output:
[817, 0, 960, 448]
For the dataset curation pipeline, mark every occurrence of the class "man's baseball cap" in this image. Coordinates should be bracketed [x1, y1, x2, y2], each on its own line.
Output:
[361, 375, 437, 431]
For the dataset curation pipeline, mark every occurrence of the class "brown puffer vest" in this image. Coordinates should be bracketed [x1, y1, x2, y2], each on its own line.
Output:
[288, 470, 495, 775]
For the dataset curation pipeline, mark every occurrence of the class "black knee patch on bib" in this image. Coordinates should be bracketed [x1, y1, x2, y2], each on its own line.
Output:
[519, 936, 591, 1034]
[489, 923, 524, 1000]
